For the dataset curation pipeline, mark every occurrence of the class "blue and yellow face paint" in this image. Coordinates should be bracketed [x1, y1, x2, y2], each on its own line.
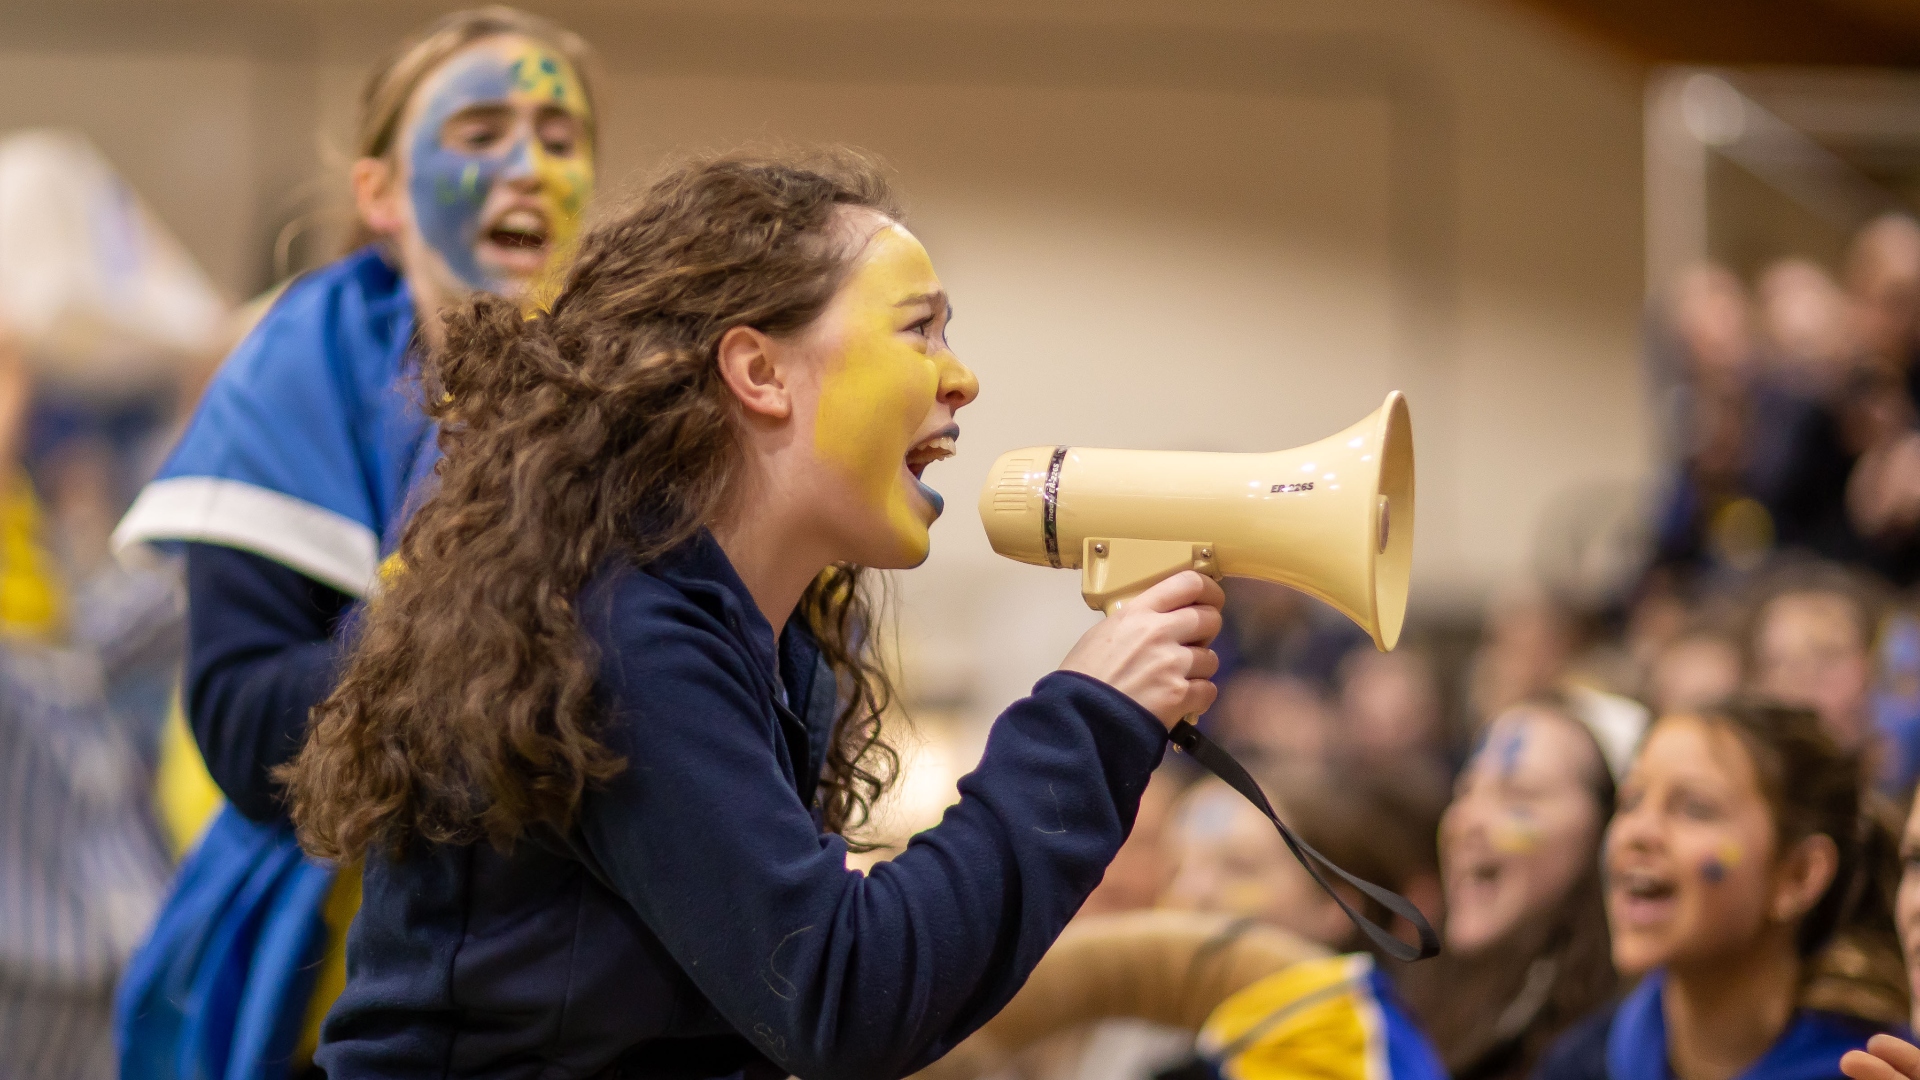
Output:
[1700, 838, 1743, 884]
[1489, 806, 1542, 854]
[405, 37, 593, 295]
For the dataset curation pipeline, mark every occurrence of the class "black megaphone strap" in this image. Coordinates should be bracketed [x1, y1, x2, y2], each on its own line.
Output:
[1167, 720, 1440, 963]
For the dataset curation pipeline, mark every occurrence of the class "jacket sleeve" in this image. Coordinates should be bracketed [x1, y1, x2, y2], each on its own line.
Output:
[184, 541, 352, 822]
[577, 607, 1167, 1080]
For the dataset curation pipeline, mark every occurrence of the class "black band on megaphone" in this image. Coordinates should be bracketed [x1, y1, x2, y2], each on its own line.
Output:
[1167, 720, 1441, 963]
[1042, 446, 1068, 569]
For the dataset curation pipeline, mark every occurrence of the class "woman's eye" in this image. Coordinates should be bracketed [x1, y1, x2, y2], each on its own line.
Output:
[536, 117, 580, 157]
[906, 315, 934, 337]
[1678, 796, 1720, 821]
[447, 124, 504, 153]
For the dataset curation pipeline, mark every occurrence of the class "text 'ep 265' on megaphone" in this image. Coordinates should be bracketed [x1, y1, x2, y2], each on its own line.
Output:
[977, 391, 1438, 962]
[977, 391, 1414, 651]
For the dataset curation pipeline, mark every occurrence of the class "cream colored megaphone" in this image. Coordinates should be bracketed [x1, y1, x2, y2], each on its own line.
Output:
[978, 391, 1414, 650]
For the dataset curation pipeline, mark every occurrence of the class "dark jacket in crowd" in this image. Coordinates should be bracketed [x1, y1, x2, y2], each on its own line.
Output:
[1534, 970, 1897, 1080]
[316, 530, 1169, 1080]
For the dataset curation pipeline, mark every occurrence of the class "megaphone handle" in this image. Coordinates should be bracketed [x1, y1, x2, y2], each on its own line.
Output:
[1082, 538, 1219, 615]
[1165, 720, 1441, 963]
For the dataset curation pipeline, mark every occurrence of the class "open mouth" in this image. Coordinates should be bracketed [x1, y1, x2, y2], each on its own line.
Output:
[905, 426, 959, 481]
[482, 207, 551, 254]
[1442, 849, 1506, 914]
[1612, 868, 1678, 925]
[1449, 857, 1503, 899]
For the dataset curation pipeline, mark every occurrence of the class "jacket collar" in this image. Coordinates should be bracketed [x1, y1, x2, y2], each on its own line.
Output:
[1607, 969, 1891, 1080]
[650, 530, 831, 724]
[650, 529, 779, 683]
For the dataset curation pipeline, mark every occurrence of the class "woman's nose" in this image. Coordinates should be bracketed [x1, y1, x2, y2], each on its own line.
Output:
[937, 353, 979, 410]
[501, 136, 539, 184]
[1609, 805, 1658, 853]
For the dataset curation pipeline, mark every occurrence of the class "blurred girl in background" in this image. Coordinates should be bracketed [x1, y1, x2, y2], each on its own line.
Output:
[1161, 764, 1438, 956]
[112, 7, 599, 1076]
[1540, 702, 1908, 1080]
[1419, 695, 1622, 1080]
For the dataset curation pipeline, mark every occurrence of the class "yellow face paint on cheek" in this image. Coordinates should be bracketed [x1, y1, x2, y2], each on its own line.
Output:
[812, 227, 944, 560]
[1701, 839, 1743, 884]
[523, 146, 593, 310]
[507, 44, 594, 307]
[1490, 807, 1542, 854]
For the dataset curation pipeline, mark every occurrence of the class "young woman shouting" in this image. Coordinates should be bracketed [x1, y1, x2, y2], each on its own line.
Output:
[284, 151, 1224, 1079]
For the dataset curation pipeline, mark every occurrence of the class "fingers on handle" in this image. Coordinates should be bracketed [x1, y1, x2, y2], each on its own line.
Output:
[1162, 603, 1223, 647]
[1180, 677, 1218, 719]
[1187, 647, 1219, 680]
[1138, 570, 1226, 615]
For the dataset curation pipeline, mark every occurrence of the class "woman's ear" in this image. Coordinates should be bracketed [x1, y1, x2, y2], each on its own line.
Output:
[717, 325, 793, 421]
[353, 157, 405, 239]
[1772, 832, 1840, 924]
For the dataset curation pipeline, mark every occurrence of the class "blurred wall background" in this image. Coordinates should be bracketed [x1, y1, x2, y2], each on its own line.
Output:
[0, 0, 1651, 719]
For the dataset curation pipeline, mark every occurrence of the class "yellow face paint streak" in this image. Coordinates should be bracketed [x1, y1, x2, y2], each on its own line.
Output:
[812, 225, 945, 562]
[506, 43, 594, 310]
[1489, 808, 1542, 854]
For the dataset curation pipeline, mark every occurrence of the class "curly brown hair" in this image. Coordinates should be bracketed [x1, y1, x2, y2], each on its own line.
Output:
[282, 149, 904, 860]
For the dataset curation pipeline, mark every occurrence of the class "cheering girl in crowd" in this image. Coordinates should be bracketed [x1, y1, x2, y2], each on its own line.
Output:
[1541, 702, 1909, 1080]
[1419, 695, 1625, 1080]
[112, 7, 598, 1074]
[281, 151, 1224, 1078]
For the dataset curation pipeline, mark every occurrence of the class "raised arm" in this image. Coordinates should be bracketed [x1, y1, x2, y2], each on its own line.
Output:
[578, 612, 1169, 1080]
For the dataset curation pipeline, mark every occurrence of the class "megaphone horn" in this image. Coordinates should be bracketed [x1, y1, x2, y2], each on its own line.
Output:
[978, 390, 1414, 650]
[977, 391, 1439, 963]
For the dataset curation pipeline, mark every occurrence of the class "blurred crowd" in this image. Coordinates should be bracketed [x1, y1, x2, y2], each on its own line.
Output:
[965, 210, 1920, 1080]
[0, 129, 227, 1078]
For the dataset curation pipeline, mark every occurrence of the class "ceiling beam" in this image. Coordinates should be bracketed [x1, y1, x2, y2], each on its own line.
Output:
[1508, 0, 1920, 66]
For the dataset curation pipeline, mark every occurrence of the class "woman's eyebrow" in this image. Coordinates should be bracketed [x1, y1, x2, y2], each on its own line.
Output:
[893, 290, 946, 312]
[443, 101, 514, 124]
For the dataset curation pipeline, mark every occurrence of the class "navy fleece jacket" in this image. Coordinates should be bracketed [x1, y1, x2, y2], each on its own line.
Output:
[317, 530, 1168, 1080]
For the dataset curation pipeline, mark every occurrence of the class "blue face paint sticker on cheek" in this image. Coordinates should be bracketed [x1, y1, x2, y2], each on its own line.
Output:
[1701, 857, 1726, 884]
[407, 54, 528, 291]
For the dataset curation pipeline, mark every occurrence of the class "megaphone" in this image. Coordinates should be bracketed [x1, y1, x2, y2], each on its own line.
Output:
[978, 391, 1414, 650]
